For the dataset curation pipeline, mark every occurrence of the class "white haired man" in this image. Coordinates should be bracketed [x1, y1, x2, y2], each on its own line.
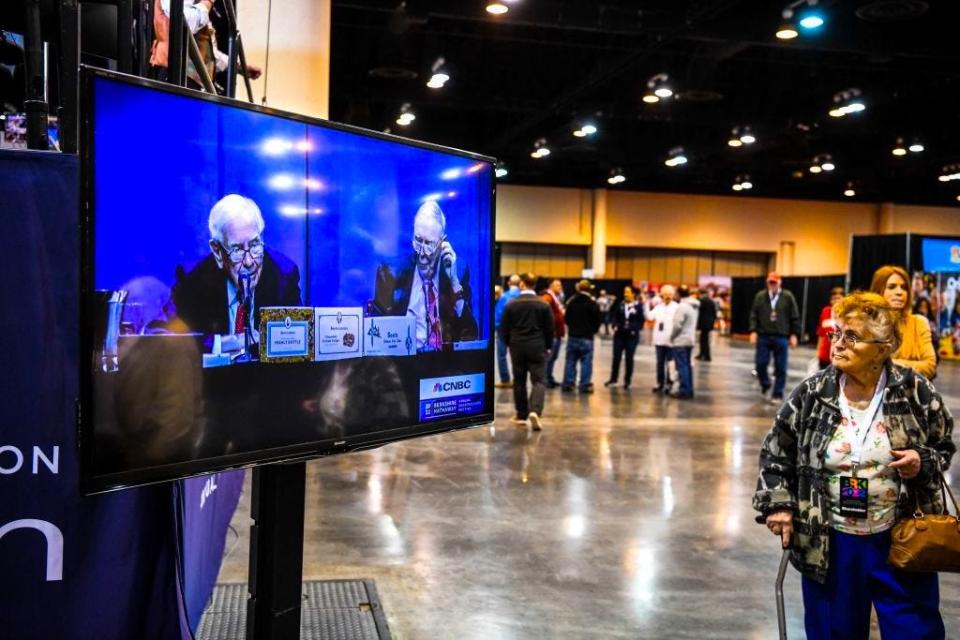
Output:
[372, 200, 478, 351]
[645, 284, 678, 393]
[173, 194, 302, 345]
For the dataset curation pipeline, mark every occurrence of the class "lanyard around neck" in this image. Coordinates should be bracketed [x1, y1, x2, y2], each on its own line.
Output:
[837, 371, 887, 466]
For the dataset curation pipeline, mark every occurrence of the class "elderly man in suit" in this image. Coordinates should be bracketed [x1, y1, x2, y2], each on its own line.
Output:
[372, 201, 478, 351]
[172, 194, 302, 350]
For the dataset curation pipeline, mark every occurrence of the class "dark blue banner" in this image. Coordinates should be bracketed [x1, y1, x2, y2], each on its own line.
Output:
[0, 150, 239, 638]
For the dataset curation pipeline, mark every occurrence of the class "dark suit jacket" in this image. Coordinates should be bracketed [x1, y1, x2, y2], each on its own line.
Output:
[172, 249, 302, 336]
[611, 300, 643, 337]
[697, 296, 718, 332]
[371, 254, 478, 346]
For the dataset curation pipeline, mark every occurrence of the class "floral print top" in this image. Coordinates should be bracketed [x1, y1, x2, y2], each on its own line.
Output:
[823, 405, 899, 534]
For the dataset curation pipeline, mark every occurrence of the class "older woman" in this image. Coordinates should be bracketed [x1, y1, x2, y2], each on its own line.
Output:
[754, 292, 954, 639]
[871, 265, 937, 379]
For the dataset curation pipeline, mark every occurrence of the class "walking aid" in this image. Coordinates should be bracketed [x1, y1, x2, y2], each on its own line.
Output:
[775, 547, 790, 640]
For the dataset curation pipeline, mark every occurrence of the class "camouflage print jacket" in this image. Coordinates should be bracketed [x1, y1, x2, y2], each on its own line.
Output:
[753, 363, 955, 583]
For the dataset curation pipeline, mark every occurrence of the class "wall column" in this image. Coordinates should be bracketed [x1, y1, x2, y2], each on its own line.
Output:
[878, 202, 896, 233]
[591, 188, 608, 277]
[237, 0, 330, 118]
[777, 241, 796, 275]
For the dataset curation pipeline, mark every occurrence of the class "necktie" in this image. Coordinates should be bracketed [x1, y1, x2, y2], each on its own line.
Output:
[235, 300, 247, 334]
[425, 279, 442, 350]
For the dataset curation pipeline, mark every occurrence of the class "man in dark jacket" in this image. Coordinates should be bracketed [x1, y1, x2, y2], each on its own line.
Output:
[749, 272, 801, 403]
[541, 279, 566, 388]
[561, 280, 601, 393]
[501, 272, 554, 430]
[696, 288, 718, 361]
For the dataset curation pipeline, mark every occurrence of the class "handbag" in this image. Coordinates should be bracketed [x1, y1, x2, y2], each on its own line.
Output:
[888, 471, 960, 572]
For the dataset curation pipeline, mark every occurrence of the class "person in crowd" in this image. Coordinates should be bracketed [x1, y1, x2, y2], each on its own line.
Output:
[749, 272, 801, 404]
[816, 287, 846, 369]
[597, 289, 614, 336]
[150, 0, 261, 85]
[696, 287, 717, 361]
[494, 275, 521, 388]
[646, 284, 678, 394]
[870, 265, 937, 379]
[173, 194, 302, 350]
[755, 291, 954, 639]
[561, 280, 601, 393]
[669, 286, 699, 399]
[914, 297, 940, 362]
[604, 285, 642, 389]
[542, 279, 566, 388]
[372, 201, 478, 352]
[500, 273, 554, 431]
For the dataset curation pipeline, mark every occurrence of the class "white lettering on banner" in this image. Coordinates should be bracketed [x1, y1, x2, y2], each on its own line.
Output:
[0, 446, 24, 474]
[200, 475, 219, 511]
[0, 446, 60, 475]
[0, 519, 64, 581]
[419, 374, 486, 401]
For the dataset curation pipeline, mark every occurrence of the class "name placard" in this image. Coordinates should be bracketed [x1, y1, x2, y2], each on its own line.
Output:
[259, 307, 314, 363]
[314, 307, 363, 361]
[363, 315, 416, 357]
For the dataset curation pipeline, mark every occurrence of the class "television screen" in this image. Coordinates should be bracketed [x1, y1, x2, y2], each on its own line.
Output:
[80, 69, 495, 493]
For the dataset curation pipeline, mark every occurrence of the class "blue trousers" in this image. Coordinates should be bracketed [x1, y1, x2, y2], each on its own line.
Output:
[496, 331, 511, 382]
[671, 346, 693, 397]
[755, 334, 789, 398]
[654, 345, 673, 389]
[802, 529, 944, 640]
[546, 337, 562, 384]
[562, 337, 593, 390]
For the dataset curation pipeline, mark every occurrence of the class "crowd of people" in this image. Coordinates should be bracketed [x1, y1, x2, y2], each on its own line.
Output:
[497, 264, 953, 638]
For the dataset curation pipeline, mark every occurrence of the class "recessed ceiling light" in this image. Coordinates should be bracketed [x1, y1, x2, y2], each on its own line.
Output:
[844, 189, 856, 197]
[799, 14, 825, 29]
[486, 2, 508, 15]
[822, 162, 835, 172]
[654, 87, 673, 99]
[810, 165, 823, 174]
[643, 94, 660, 104]
[909, 143, 925, 153]
[776, 25, 799, 40]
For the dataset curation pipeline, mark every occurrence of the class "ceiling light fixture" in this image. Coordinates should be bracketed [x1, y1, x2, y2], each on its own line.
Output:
[829, 88, 865, 118]
[664, 146, 688, 167]
[909, 139, 925, 153]
[732, 174, 753, 191]
[486, 2, 508, 15]
[729, 126, 756, 147]
[607, 168, 626, 185]
[573, 122, 598, 138]
[531, 138, 551, 159]
[844, 181, 856, 197]
[644, 73, 673, 105]
[892, 137, 908, 157]
[777, 0, 822, 39]
[776, 24, 799, 40]
[939, 164, 960, 182]
[396, 103, 416, 126]
[495, 162, 508, 178]
[809, 153, 835, 173]
[426, 57, 450, 89]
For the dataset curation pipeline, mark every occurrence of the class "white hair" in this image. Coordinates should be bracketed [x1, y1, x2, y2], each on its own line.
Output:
[414, 200, 446, 233]
[660, 284, 676, 297]
[208, 194, 265, 243]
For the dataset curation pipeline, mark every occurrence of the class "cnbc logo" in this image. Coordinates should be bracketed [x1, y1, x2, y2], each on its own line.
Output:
[420, 374, 485, 400]
[433, 380, 471, 393]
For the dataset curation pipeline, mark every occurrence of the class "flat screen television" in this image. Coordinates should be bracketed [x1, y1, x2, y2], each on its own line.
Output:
[79, 68, 495, 493]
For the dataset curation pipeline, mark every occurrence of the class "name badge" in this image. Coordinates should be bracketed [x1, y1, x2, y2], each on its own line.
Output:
[770, 311, 778, 322]
[658, 322, 664, 331]
[839, 476, 869, 519]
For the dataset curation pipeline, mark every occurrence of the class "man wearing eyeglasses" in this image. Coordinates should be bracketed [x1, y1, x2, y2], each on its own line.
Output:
[749, 271, 801, 404]
[371, 200, 477, 352]
[173, 194, 302, 348]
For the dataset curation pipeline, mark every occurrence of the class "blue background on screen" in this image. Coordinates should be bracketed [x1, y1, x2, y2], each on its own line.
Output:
[922, 238, 960, 273]
[93, 76, 492, 337]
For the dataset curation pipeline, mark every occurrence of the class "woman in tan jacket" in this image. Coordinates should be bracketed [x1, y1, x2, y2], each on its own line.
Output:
[870, 265, 937, 379]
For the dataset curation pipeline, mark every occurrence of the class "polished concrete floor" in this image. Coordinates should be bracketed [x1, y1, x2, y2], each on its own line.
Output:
[215, 337, 960, 639]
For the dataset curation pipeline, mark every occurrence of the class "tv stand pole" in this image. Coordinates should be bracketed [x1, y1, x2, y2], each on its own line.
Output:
[247, 461, 307, 639]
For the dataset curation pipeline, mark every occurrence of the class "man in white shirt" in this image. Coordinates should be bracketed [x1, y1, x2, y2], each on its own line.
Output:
[646, 284, 678, 393]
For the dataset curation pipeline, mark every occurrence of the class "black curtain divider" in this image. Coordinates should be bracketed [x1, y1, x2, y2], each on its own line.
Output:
[848, 234, 909, 291]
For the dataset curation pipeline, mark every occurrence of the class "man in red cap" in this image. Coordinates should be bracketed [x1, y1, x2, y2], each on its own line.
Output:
[748, 272, 800, 404]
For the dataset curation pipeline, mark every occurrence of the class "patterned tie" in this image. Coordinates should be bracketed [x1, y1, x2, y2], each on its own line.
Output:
[235, 300, 248, 334]
[425, 279, 442, 350]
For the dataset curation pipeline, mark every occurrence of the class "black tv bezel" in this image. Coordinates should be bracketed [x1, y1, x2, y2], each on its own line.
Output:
[78, 66, 497, 495]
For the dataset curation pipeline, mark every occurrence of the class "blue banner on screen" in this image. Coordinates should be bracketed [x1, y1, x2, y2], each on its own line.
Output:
[418, 373, 486, 421]
[83, 70, 495, 491]
[922, 238, 960, 273]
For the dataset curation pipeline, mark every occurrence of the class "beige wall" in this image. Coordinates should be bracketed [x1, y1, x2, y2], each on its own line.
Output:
[237, 0, 330, 119]
[495, 185, 960, 276]
[496, 185, 592, 245]
[605, 191, 878, 275]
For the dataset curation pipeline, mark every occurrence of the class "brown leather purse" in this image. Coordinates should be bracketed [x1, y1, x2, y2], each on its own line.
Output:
[888, 472, 960, 572]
